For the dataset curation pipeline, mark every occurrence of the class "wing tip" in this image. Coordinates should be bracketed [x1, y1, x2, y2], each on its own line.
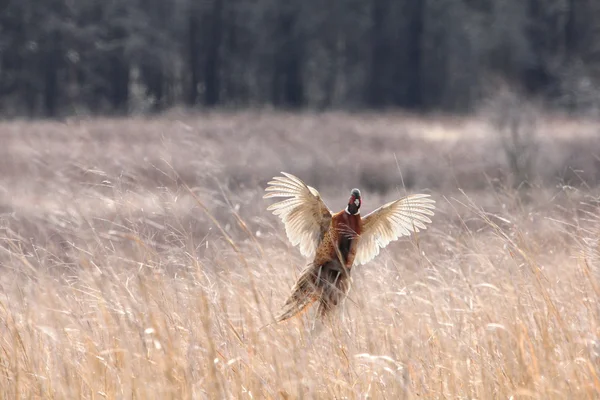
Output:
[409, 193, 436, 202]
[280, 171, 299, 181]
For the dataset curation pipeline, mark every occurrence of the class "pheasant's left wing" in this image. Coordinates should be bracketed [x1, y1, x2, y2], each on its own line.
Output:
[263, 172, 333, 259]
[353, 194, 435, 266]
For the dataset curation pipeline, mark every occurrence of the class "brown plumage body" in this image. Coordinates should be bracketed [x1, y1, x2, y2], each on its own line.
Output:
[264, 172, 435, 323]
[276, 211, 361, 321]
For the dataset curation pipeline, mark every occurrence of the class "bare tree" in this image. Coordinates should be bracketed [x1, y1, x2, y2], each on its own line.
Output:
[484, 85, 540, 192]
[0, 0, 599, 116]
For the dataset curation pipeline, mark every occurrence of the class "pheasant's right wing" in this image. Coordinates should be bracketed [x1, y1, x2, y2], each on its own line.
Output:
[353, 194, 435, 266]
[264, 172, 333, 259]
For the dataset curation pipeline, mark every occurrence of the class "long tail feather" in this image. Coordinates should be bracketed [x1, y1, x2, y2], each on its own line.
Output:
[276, 261, 352, 323]
[275, 264, 320, 322]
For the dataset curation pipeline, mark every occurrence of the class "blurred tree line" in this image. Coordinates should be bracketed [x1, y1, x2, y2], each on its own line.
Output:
[1, 0, 599, 117]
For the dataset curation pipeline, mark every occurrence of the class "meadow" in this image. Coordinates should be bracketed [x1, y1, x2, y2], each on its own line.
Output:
[0, 110, 599, 399]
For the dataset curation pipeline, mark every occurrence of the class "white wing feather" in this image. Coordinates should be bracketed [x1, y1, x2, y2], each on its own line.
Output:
[353, 194, 435, 266]
[263, 172, 333, 259]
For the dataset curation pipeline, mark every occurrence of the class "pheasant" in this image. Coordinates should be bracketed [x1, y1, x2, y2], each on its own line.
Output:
[264, 172, 435, 322]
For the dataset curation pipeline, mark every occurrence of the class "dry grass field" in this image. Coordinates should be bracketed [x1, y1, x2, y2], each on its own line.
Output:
[0, 110, 599, 399]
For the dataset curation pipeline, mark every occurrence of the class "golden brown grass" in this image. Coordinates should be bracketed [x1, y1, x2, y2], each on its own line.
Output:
[0, 110, 599, 398]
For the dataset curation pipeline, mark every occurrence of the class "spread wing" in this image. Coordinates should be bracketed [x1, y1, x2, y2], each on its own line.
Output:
[263, 172, 333, 259]
[353, 194, 435, 266]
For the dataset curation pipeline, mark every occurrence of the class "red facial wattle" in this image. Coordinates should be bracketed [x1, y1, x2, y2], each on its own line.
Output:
[350, 195, 361, 207]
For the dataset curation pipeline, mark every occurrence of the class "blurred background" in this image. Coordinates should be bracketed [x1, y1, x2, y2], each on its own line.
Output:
[2, 2, 600, 398]
[1, 0, 599, 118]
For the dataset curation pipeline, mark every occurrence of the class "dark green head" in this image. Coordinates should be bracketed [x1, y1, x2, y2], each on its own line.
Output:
[347, 188, 362, 215]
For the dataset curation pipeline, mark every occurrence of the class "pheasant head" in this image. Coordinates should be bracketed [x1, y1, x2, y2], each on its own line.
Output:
[346, 188, 361, 215]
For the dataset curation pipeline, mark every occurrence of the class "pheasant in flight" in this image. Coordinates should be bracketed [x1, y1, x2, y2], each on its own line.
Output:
[264, 172, 435, 322]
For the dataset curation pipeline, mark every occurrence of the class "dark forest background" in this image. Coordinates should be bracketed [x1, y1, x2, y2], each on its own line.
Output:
[1, 0, 600, 117]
